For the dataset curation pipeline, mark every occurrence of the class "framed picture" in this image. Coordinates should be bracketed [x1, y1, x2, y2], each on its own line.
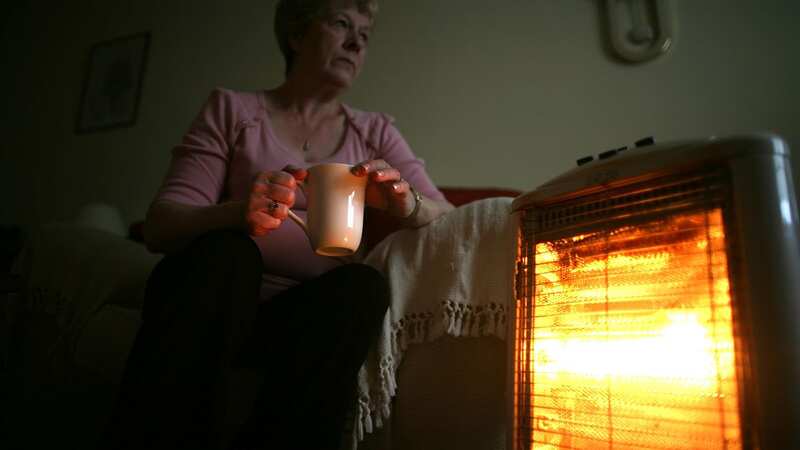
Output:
[76, 32, 150, 133]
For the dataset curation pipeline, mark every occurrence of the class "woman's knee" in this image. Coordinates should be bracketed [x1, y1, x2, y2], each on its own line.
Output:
[332, 264, 390, 319]
[149, 230, 261, 286]
[186, 230, 263, 272]
[143, 230, 263, 317]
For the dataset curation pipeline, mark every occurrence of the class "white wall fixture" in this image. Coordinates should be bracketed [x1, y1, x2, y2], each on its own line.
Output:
[606, 0, 675, 63]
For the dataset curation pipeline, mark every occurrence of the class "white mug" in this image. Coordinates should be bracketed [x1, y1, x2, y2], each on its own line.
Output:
[287, 163, 367, 256]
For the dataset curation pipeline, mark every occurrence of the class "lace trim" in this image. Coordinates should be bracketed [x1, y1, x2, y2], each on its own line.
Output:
[350, 299, 506, 447]
[14, 286, 107, 375]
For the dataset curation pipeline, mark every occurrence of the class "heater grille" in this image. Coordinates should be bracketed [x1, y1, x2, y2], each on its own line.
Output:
[514, 171, 743, 449]
[529, 172, 729, 240]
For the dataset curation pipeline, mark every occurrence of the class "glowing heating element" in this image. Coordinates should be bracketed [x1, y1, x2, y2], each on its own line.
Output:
[514, 208, 742, 449]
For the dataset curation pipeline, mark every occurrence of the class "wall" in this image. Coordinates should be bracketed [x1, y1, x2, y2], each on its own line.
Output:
[2, 0, 798, 226]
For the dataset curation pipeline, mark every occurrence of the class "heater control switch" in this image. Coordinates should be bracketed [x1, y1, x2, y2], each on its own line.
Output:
[598, 149, 618, 160]
[636, 136, 655, 147]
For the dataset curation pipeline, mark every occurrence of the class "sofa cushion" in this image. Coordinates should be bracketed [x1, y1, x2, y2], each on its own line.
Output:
[13, 223, 161, 336]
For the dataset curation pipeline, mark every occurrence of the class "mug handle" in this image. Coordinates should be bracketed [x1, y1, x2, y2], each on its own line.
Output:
[286, 180, 309, 236]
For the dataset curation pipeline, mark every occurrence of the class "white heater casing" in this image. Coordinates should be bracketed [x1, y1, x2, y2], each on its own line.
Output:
[507, 134, 800, 449]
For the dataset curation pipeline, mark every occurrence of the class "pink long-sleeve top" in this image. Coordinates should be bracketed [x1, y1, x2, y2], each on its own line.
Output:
[154, 88, 445, 300]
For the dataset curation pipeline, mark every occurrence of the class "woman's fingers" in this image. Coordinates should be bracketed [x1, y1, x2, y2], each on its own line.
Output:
[269, 183, 296, 206]
[387, 179, 415, 217]
[253, 171, 299, 204]
[246, 209, 281, 236]
[370, 167, 402, 183]
[254, 168, 302, 185]
[352, 159, 391, 177]
[282, 165, 308, 182]
[251, 195, 289, 219]
[352, 160, 415, 216]
[389, 178, 410, 195]
[352, 159, 402, 183]
[246, 169, 306, 236]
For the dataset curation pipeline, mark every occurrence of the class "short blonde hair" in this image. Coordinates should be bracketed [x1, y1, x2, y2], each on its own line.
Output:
[274, 0, 378, 76]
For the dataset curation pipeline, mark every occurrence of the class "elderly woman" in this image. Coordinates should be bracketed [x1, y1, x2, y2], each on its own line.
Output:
[101, 0, 453, 449]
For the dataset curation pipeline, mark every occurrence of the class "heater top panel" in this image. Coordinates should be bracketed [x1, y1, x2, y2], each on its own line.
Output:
[512, 133, 788, 212]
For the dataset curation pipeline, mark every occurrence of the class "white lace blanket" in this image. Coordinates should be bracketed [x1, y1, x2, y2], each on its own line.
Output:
[350, 197, 516, 448]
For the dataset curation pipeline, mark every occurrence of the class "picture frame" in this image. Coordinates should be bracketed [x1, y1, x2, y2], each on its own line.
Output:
[75, 32, 150, 133]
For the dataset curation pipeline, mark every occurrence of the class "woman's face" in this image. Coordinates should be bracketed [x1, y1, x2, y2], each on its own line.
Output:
[291, 2, 372, 89]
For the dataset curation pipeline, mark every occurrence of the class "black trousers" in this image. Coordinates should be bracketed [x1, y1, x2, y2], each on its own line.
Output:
[99, 231, 389, 450]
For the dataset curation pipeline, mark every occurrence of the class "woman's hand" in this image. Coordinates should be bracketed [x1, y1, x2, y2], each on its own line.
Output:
[246, 165, 308, 236]
[352, 159, 416, 218]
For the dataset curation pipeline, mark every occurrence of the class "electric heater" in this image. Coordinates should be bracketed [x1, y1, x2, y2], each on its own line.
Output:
[509, 134, 800, 449]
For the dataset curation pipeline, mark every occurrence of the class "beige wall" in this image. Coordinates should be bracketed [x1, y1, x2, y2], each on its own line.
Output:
[2, 0, 799, 226]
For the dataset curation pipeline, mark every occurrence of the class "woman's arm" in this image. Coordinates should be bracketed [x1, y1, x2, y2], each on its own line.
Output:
[352, 160, 454, 228]
[146, 89, 305, 253]
[404, 191, 455, 228]
[147, 89, 243, 253]
[144, 199, 246, 254]
[355, 115, 454, 227]
[145, 168, 304, 254]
